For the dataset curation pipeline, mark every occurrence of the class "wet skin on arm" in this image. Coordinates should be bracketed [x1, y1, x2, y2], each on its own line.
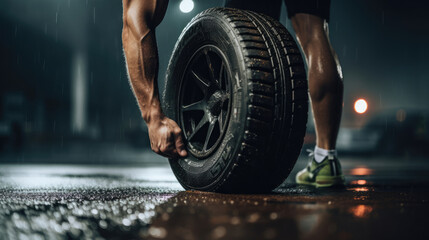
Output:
[122, 0, 187, 158]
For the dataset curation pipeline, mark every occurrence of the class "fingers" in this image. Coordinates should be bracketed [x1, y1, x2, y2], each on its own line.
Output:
[151, 133, 182, 159]
[148, 118, 187, 159]
[151, 140, 177, 158]
[152, 147, 170, 158]
[173, 128, 187, 157]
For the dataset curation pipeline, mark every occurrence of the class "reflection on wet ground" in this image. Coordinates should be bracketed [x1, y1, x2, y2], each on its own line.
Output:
[1, 157, 429, 240]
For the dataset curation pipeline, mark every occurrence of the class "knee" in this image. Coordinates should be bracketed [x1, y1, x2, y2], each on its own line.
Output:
[291, 13, 327, 53]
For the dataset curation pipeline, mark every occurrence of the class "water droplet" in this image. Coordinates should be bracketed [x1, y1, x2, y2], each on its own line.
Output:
[248, 213, 260, 223]
[122, 218, 131, 226]
[211, 226, 226, 239]
[161, 213, 170, 221]
[230, 217, 240, 225]
[99, 220, 108, 229]
[269, 212, 278, 220]
[148, 226, 167, 238]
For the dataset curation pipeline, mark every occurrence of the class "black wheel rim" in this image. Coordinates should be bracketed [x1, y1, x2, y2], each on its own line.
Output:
[179, 45, 232, 158]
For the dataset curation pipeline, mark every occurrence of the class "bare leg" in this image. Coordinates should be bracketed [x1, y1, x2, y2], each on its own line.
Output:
[291, 13, 343, 150]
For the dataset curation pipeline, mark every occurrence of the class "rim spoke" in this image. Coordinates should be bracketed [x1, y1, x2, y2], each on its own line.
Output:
[191, 118, 196, 132]
[222, 67, 230, 93]
[191, 70, 209, 94]
[204, 50, 217, 86]
[188, 114, 209, 141]
[218, 110, 223, 130]
[182, 100, 205, 112]
[219, 62, 224, 89]
[222, 92, 230, 102]
[203, 120, 216, 151]
[181, 47, 233, 155]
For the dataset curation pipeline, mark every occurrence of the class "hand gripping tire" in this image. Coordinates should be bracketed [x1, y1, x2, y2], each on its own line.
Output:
[163, 8, 308, 193]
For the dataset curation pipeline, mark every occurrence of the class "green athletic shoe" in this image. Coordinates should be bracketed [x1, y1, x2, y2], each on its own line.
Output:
[296, 151, 345, 187]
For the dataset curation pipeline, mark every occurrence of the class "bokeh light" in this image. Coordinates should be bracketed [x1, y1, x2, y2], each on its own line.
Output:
[180, 0, 194, 13]
[354, 99, 368, 114]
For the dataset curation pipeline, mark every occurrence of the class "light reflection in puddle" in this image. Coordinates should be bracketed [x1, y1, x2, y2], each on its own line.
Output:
[350, 187, 369, 192]
[349, 205, 373, 218]
[350, 180, 367, 185]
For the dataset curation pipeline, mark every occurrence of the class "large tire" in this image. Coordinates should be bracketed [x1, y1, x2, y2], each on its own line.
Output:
[163, 8, 308, 193]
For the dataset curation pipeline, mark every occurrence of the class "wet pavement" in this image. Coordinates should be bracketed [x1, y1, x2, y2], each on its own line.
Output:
[1, 155, 429, 240]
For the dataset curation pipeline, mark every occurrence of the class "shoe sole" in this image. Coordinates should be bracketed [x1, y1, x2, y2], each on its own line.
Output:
[296, 175, 345, 188]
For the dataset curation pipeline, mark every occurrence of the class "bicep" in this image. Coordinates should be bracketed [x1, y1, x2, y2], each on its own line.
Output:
[122, 0, 168, 40]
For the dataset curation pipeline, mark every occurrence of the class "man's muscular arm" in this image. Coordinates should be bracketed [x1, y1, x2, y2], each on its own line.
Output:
[122, 0, 187, 158]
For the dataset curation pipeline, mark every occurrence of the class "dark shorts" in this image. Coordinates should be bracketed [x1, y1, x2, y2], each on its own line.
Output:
[224, 0, 331, 22]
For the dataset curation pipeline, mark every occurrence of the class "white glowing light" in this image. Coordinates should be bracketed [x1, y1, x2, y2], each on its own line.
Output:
[354, 99, 368, 114]
[179, 0, 194, 13]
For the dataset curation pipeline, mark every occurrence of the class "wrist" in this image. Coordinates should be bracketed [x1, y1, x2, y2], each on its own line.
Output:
[143, 106, 164, 125]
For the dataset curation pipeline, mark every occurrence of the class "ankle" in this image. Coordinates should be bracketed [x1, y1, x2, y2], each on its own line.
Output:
[314, 146, 337, 163]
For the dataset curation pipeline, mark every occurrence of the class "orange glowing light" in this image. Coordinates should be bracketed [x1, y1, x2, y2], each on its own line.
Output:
[354, 99, 368, 114]
[351, 180, 367, 185]
[350, 167, 373, 176]
[353, 187, 369, 192]
[349, 205, 373, 218]
[357, 180, 367, 185]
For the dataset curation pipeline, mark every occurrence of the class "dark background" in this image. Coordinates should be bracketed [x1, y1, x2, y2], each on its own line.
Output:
[1, 0, 428, 162]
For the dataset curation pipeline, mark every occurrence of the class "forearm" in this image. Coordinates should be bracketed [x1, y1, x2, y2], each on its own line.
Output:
[121, 0, 186, 158]
[123, 28, 163, 123]
[122, 0, 168, 123]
